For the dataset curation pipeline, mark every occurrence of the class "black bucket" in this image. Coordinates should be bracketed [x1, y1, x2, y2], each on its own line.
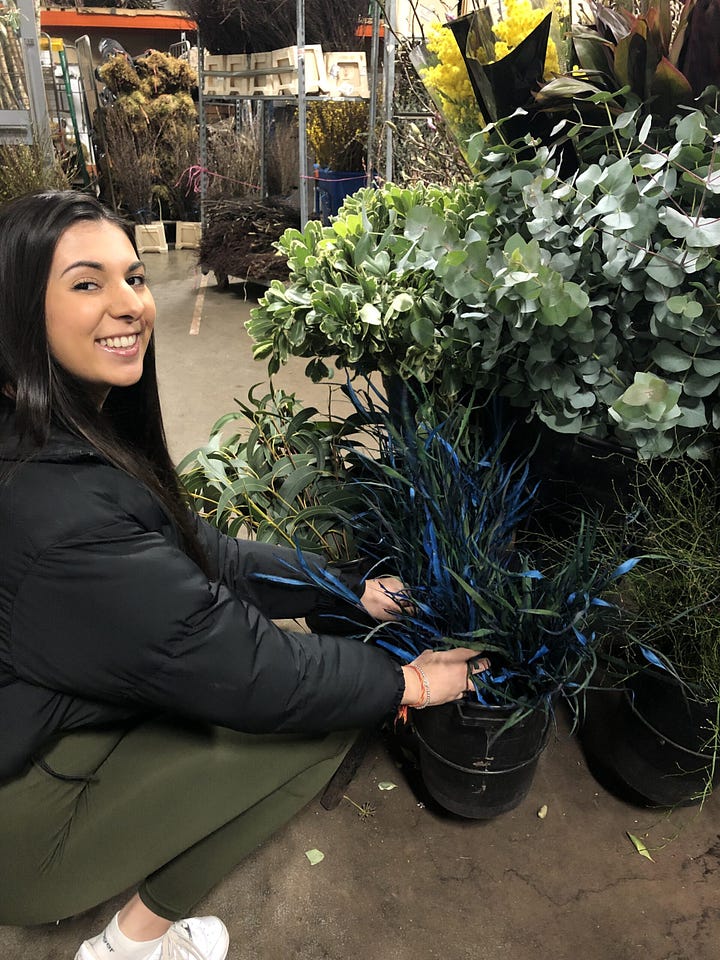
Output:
[411, 699, 551, 819]
[606, 670, 719, 807]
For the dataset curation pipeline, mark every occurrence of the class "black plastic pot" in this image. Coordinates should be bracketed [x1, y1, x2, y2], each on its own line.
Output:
[584, 670, 719, 807]
[411, 699, 550, 819]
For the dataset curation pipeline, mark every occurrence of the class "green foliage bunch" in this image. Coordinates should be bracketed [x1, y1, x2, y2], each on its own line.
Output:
[248, 180, 459, 389]
[177, 387, 361, 561]
[536, 0, 720, 124]
[249, 104, 720, 458]
[610, 458, 720, 698]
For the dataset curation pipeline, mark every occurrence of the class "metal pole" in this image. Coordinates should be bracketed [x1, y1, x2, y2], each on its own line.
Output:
[297, 0, 308, 227]
[258, 99, 267, 198]
[198, 42, 208, 226]
[16, 0, 53, 164]
[384, 0, 396, 184]
[365, 0, 381, 186]
[58, 46, 90, 186]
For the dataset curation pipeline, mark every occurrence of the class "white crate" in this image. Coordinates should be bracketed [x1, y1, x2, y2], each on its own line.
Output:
[226, 53, 251, 96]
[203, 53, 228, 96]
[135, 223, 168, 254]
[272, 44, 328, 96]
[175, 221, 202, 250]
[324, 51, 370, 99]
[249, 50, 278, 96]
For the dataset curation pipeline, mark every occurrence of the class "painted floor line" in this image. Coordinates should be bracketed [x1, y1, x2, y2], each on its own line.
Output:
[190, 272, 209, 335]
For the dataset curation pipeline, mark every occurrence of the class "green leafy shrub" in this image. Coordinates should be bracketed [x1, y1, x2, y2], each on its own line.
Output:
[177, 386, 361, 561]
[248, 105, 720, 458]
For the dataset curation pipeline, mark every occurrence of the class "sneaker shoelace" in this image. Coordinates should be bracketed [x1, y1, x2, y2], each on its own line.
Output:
[161, 923, 209, 960]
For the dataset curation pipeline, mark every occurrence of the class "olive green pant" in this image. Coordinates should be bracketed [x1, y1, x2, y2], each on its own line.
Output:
[0, 719, 354, 925]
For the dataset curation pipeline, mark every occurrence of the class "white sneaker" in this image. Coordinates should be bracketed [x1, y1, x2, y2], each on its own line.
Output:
[162, 918, 229, 960]
[75, 915, 229, 960]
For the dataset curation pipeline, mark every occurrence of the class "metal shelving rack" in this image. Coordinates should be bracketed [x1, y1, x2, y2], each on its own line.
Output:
[196, 0, 394, 229]
[0, 0, 51, 151]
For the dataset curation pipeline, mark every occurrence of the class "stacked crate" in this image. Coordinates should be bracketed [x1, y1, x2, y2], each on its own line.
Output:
[202, 47, 369, 99]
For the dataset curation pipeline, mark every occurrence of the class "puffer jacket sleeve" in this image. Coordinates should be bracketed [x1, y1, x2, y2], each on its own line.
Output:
[9, 517, 405, 734]
[192, 516, 368, 620]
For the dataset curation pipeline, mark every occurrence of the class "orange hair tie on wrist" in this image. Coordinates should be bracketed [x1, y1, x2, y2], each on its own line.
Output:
[396, 663, 431, 725]
[407, 663, 431, 708]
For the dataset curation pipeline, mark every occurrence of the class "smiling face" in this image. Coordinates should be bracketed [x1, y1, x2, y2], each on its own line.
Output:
[44, 219, 156, 405]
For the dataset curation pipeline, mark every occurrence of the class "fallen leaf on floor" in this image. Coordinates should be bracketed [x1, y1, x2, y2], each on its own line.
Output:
[627, 832, 654, 862]
[305, 849, 325, 865]
[377, 781, 397, 791]
[537, 804, 548, 819]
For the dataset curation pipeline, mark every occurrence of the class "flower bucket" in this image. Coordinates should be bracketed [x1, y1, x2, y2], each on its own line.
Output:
[603, 670, 719, 807]
[411, 699, 551, 819]
[317, 170, 367, 221]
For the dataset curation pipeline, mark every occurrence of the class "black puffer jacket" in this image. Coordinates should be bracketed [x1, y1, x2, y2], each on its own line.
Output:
[0, 407, 404, 782]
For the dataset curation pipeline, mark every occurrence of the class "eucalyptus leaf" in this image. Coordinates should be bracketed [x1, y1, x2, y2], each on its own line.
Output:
[693, 356, 720, 377]
[652, 342, 693, 372]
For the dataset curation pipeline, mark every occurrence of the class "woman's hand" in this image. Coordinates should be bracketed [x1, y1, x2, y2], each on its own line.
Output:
[401, 648, 490, 708]
[358, 581, 489, 708]
[359, 577, 410, 622]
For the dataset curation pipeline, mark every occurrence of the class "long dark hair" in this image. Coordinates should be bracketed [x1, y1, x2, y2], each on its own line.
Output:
[0, 190, 208, 574]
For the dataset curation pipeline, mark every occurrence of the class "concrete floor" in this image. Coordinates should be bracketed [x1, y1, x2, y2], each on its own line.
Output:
[2, 250, 719, 959]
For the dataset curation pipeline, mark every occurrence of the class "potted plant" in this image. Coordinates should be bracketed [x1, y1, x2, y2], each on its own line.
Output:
[306, 100, 370, 221]
[585, 457, 720, 807]
[296, 385, 637, 818]
[176, 385, 362, 561]
[248, 104, 720, 534]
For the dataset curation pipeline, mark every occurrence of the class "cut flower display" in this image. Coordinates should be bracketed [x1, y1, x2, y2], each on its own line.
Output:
[490, 0, 561, 76]
[415, 21, 485, 147]
[414, 0, 564, 152]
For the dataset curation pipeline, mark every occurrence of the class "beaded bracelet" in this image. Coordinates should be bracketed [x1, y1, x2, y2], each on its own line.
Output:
[405, 662, 431, 709]
[395, 662, 432, 726]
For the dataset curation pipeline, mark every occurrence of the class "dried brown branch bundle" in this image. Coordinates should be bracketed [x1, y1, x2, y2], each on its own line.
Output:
[205, 110, 298, 200]
[389, 39, 471, 186]
[199, 198, 299, 284]
[101, 106, 157, 219]
[179, 0, 368, 55]
[154, 116, 199, 220]
[98, 52, 199, 220]
[84, 0, 154, 9]
[206, 118, 261, 201]
[266, 115, 299, 195]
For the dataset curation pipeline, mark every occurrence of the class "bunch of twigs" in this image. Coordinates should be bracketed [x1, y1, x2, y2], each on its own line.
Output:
[180, 0, 369, 54]
[199, 197, 299, 284]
